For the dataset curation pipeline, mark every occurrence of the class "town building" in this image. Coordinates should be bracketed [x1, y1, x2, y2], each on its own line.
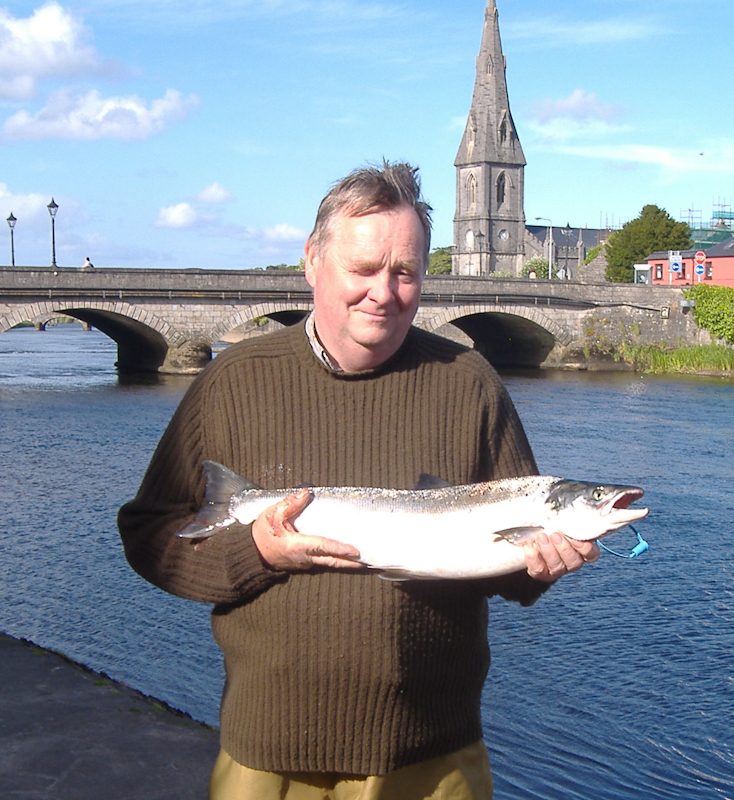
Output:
[646, 238, 734, 288]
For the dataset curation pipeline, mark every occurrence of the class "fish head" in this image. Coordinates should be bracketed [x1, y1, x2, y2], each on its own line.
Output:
[545, 479, 649, 541]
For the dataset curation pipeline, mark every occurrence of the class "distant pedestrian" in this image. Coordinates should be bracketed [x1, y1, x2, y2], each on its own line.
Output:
[82, 257, 94, 270]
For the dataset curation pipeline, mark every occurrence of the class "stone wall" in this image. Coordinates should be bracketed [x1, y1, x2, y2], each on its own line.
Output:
[576, 245, 607, 284]
[544, 302, 714, 369]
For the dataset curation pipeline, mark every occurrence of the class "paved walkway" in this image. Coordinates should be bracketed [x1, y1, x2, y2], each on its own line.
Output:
[0, 634, 220, 799]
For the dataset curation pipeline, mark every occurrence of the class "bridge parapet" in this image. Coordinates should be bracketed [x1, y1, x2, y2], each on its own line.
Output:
[0, 267, 700, 373]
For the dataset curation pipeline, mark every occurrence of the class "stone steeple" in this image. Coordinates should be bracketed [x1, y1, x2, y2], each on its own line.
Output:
[453, 0, 526, 275]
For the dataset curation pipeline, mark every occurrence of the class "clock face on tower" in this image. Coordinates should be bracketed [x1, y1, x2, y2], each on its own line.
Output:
[499, 229, 509, 241]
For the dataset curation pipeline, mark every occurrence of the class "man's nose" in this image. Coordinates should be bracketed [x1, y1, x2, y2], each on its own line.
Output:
[366, 271, 395, 304]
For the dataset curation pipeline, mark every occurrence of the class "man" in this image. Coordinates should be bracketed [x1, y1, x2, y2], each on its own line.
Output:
[119, 162, 597, 799]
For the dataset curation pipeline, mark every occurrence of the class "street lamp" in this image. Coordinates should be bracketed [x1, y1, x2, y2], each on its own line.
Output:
[474, 230, 485, 275]
[47, 198, 58, 267]
[6, 212, 16, 267]
[535, 217, 553, 279]
[561, 222, 572, 280]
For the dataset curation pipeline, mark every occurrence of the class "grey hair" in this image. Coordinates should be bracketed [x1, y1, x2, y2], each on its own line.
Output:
[307, 161, 433, 263]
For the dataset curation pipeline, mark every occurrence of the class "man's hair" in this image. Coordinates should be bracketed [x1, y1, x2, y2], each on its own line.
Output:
[308, 161, 433, 263]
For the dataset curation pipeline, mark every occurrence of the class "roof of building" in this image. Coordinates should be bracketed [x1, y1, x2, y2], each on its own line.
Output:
[525, 225, 611, 248]
[646, 237, 734, 260]
[646, 248, 696, 260]
[702, 236, 734, 257]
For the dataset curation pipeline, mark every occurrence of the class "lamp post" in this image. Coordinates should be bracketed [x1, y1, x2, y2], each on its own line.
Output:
[535, 217, 553, 279]
[6, 212, 16, 267]
[561, 222, 572, 280]
[47, 198, 58, 267]
[474, 230, 485, 276]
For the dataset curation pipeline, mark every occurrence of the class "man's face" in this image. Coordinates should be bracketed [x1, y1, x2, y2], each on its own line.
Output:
[305, 205, 425, 372]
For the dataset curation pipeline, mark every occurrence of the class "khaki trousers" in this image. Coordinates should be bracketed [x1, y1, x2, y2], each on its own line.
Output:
[208, 740, 492, 800]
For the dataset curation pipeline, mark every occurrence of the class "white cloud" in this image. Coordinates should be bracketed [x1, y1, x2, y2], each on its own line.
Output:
[1, 88, 199, 141]
[156, 202, 200, 228]
[197, 182, 234, 204]
[533, 89, 623, 125]
[263, 223, 308, 241]
[504, 15, 663, 47]
[0, 183, 53, 220]
[555, 142, 734, 175]
[0, 2, 112, 100]
[87, 0, 400, 29]
[527, 89, 629, 142]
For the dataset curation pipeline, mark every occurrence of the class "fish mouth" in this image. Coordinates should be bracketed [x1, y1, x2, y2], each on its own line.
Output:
[602, 487, 649, 525]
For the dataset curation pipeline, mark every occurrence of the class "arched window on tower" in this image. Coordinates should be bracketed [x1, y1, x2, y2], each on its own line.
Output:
[496, 173, 506, 207]
[499, 118, 507, 145]
[466, 173, 477, 210]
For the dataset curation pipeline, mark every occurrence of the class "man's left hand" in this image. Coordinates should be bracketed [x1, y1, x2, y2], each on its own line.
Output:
[524, 532, 599, 583]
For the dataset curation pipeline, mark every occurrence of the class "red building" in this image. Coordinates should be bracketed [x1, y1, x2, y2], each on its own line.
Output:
[646, 237, 734, 287]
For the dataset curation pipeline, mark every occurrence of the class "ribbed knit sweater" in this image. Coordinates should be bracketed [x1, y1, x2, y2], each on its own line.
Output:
[118, 322, 546, 776]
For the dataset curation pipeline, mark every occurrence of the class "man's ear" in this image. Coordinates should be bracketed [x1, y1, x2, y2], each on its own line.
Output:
[304, 239, 319, 289]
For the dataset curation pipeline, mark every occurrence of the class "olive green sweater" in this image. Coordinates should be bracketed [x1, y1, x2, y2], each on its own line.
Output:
[118, 323, 545, 775]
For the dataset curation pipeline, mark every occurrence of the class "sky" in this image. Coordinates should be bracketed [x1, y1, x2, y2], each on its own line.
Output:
[1, 0, 733, 270]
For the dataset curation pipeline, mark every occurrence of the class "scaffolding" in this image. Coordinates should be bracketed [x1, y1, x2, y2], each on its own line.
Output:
[681, 202, 733, 250]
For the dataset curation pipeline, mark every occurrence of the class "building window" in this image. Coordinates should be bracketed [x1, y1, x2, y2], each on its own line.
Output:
[499, 119, 507, 145]
[655, 263, 663, 280]
[496, 173, 506, 206]
[705, 262, 713, 280]
[466, 173, 477, 210]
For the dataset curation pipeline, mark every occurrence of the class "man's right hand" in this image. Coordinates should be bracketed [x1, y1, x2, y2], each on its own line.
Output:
[251, 488, 363, 571]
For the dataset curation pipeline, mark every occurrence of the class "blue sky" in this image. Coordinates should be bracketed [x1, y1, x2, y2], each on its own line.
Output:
[1, 0, 732, 269]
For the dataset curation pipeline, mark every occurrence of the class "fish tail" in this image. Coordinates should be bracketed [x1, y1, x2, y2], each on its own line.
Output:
[177, 461, 261, 539]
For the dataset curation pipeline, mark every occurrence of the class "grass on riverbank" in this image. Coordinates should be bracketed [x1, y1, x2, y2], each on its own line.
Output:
[608, 343, 734, 375]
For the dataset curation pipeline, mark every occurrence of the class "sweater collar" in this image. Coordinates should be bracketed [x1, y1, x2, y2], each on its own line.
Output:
[303, 312, 415, 378]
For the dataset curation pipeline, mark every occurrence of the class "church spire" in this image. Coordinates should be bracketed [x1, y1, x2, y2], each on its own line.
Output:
[453, 0, 526, 276]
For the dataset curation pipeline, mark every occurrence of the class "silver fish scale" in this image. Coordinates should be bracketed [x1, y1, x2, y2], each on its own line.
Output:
[290, 474, 561, 515]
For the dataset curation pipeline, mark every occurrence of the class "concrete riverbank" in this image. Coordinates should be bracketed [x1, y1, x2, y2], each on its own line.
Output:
[0, 633, 220, 799]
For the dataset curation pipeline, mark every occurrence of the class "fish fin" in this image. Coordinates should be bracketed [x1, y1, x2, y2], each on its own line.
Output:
[377, 570, 412, 582]
[494, 526, 546, 545]
[177, 507, 237, 539]
[202, 460, 260, 503]
[415, 473, 452, 490]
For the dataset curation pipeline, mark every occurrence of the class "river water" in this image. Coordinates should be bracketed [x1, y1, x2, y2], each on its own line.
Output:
[0, 325, 732, 799]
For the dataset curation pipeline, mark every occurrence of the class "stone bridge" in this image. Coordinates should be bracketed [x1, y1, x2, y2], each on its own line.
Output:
[0, 267, 703, 372]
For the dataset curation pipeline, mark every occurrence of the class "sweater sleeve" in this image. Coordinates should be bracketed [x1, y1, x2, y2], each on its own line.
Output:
[476, 359, 552, 606]
[117, 368, 287, 606]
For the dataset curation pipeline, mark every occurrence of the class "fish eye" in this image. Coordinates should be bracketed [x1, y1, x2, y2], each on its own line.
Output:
[549, 499, 560, 511]
[592, 487, 604, 501]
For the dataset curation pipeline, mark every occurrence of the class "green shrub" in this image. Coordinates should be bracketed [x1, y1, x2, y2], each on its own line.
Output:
[684, 284, 734, 344]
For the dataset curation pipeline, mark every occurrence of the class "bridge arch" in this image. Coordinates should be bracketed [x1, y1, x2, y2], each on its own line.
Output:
[420, 303, 574, 368]
[0, 301, 188, 372]
[210, 300, 313, 343]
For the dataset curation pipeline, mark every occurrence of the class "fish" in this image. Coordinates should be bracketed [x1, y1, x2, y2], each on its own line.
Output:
[177, 460, 649, 580]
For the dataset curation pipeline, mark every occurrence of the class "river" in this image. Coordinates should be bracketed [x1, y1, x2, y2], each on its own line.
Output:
[0, 325, 732, 799]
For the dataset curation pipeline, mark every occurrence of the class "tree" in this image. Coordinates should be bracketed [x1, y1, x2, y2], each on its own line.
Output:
[605, 205, 692, 282]
[427, 246, 452, 274]
[521, 255, 549, 278]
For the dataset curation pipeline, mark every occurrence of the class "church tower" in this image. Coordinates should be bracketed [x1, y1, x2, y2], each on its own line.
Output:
[453, 0, 526, 275]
